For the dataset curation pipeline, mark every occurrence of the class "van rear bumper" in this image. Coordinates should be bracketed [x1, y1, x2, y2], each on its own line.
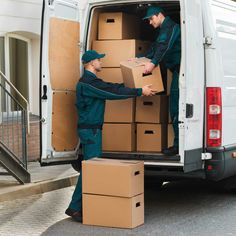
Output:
[206, 144, 236, 181]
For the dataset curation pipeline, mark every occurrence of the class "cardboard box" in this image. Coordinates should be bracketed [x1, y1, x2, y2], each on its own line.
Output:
[104, 99, 135, 123]
[102, 123, 135, 151]
[82, 158, 144, 197]
[120, 57, 164, 92]
[97, 68, 123, 83]
[98, 12, 140, 40]
[136, 95, 168, 123]
[168, 124, 174, 148]
[92, 40, 150, 67]
[83, 193, 144, 229]
[137, 124, 167, 152]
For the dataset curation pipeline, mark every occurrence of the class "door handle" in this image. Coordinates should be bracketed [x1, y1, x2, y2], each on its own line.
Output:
[42, 85, 47, 100]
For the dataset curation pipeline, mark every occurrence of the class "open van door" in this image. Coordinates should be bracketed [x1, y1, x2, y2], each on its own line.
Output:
[181, 0, 205, 172]
[40, 0, 80, 165]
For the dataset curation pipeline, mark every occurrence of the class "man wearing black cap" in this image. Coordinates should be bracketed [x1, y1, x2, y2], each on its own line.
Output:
[142, 6, 181, 156]
[65, 50, 155, 222]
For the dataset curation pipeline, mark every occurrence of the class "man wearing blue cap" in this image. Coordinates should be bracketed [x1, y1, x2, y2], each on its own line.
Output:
[65, 50, 155, 222]
[142, 6, 181, 156]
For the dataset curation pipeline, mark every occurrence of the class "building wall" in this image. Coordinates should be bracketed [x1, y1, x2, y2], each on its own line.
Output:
[0, 0, 42, 116]
[0, 0, 42, 161]
[0, 0, 42, 36]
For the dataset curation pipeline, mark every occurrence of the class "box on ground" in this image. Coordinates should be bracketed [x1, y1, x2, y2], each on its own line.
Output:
[137, 124, 167, 152]
[98, 12, 140, 40]
[83, 193, 144, 229]
[82, 158, 144, 197]
[136, 95, 168, 123]
[102, 123, 135, 151]
[104, 99, 135, 123]
[97, 68, 123, 83]
[92, 40, 150, 67]
[168, 123, 174, 148]
[120, 57, 164, 92]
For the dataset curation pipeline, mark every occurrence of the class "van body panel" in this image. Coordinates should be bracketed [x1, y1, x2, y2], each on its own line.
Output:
[204, 0, 236, 146]
[213, 1, 236, 146]
[40, 0, 80, 164]
[179, 0, 204, 171]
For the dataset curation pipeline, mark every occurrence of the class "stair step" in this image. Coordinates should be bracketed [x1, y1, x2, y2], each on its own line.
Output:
[0, 143, 31, 184]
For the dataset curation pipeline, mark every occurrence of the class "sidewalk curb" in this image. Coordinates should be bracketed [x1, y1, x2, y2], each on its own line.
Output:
[0, 174, 79, 203]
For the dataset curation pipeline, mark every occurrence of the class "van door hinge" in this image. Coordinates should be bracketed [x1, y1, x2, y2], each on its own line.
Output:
[201, 153, 212, 160]
[203, 37, 213, 46]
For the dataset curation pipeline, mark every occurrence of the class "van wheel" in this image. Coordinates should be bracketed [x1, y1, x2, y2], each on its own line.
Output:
[144, 176, 163, 190]
[71, 154, 83, 172]
[71, 160, 81, 172]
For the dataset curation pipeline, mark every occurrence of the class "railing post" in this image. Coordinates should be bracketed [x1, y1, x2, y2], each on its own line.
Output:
[22, 110, 28, 170]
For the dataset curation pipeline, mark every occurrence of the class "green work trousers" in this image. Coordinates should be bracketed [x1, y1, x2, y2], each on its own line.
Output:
[68, 128, 102, 211]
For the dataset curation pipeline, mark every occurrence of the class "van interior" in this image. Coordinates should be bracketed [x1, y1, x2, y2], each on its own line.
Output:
[85, 1, 182, 164]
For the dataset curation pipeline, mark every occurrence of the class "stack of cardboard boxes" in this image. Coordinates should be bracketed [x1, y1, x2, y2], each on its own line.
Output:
[135, 95, 168, 152]
[82, 158, 144, 228]
[93, 12, 150, 152]
[93, 11, 172, 152]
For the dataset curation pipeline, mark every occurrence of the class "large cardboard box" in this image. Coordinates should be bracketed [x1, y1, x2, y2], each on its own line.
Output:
[98, 12, 140, 40]
[102, 123, 135, 151]
[168, 124, 174, 148]
[137, 124, 167, 152]
[136, 95, 168, 123]
[82, 158, 144, 197]
[120, 57, 164, 92]
[104, 99, 135, 123]
[83, 193, 144, 228]
[97, 68, 123, 83]
[92, 40, 150, 67]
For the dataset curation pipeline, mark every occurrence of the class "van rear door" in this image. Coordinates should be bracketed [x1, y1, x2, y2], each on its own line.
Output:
[40, 0, 80, 165]
[181, 0, 205, 172]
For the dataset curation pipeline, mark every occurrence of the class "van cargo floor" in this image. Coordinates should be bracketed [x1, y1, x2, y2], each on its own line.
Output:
[102, 152, 180, 162]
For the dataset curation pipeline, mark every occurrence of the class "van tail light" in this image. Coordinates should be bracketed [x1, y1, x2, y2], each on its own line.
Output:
[206, 87, 222, 147]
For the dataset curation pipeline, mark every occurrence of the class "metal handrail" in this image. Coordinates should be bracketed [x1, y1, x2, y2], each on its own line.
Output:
[0, 70, 30, 134]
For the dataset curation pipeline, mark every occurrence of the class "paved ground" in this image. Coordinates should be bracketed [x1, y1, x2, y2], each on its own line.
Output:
[0, 162, 78, 202]
[1, 179, 236, 236]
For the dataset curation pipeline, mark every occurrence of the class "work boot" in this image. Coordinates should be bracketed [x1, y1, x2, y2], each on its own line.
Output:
[65, 208, 82, 222]
[163, 146, 179, 156]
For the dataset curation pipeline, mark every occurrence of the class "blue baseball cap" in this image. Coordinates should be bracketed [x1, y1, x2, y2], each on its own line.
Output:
[82, 50, 105, 63]
[142, 6, 164, 20]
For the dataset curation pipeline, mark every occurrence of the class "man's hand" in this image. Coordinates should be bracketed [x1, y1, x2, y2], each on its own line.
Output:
[143, 62, 155, 74]
[142, 84, 157, 96]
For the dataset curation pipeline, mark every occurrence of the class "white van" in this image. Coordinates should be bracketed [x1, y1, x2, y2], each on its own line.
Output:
[40, 0, 236, 185]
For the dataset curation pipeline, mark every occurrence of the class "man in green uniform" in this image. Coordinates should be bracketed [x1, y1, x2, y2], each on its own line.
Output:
[65, 50, 155, 222]
[142, 6, 181, 155]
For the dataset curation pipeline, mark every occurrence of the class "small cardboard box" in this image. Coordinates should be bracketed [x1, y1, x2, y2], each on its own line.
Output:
[97, 68, 123, 83]
[136, 95, 168, 123]
[82, 158, 144, 197]
[137, 124, 167, 152]
[104, 99, 135, 123]
[168, 123, 174, 148]
[102, 123, 135, 151]
[92, 40, 150, 67]
[83, 193, 144, 229]
[98, 12, 140, 40]
[120, 57, 164, 92]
